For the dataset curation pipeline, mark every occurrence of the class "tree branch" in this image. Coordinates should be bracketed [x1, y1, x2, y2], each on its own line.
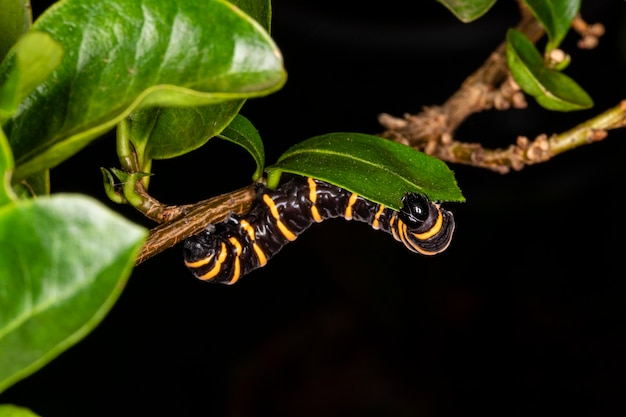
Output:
[135, 184, 256, 265]
[437, 100, 626, 174]
[376, 8, 622, 174]
[378, 10, 544, 149]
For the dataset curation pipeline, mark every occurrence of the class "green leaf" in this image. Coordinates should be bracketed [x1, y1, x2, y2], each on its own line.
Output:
[0, 0, 32, 62]
[266, 133, 464, 210]
[523, 0, 580, 50]
[124, 0, 273, 166]
[0, 127, 15, 205]
[0, 31, 63, 123]
[230, 0, 272, 32]
[436, 0, 497, 22]
[0, 195, 147, 393]
[217, 114, 265, 181]
[3, 0, 285, 182]
[129, 101, 245, 162]
[0, 32, 57, 198]
[11, 172, 50, 198]
[0, 404, 41, 417]
[506, 29, 592, 111]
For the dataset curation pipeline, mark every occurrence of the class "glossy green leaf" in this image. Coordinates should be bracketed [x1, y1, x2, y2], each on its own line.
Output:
[266, 133, 464, 210]
[506, 29, 592, 111]
[2, 0, 285, 182]
[0, 404, 41, 417]
[127, 101, 245, 163]
[128, 0, 273, 165]
[0, 0, 32, 62]
[0, 31, 63, 124]
[217, 114, 265, 181]
[0, 128, 15, 205]
[436, 0, 497, 22]
[231, 0, 272, 31]
[0, 195, 147, 393]
[523, 0, 580, 50]
[0, 31, 58, 197]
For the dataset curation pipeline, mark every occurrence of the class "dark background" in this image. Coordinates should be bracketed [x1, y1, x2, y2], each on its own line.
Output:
[3, 1, 626, 416]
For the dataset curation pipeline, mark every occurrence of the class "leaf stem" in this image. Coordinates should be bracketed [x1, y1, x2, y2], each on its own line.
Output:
[116, 119, 139, 172]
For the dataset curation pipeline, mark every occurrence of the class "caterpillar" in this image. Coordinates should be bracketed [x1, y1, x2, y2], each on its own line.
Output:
[183, 176, 455, 284]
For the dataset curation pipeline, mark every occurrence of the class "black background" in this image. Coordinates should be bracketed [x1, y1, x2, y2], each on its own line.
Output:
[3, 1, 626, 416]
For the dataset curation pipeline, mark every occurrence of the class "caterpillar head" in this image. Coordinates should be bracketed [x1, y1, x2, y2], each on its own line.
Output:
[398, 193, 455, 255]
[398, 193, 431, 226]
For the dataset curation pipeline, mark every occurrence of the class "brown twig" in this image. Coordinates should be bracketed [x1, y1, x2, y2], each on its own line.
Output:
[131, 178, 194, 224]
[135, 184, 256, 265]
[377, 8, 622, 174]
[378, 10, 544, 150]
[438, 101, 626, 173]
[571, 15, 605, 49]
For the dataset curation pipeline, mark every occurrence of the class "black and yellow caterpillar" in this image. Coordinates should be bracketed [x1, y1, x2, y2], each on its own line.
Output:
[183, 176, 455, 284]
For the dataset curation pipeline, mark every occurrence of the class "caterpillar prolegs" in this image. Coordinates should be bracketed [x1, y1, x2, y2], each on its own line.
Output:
[183, 176, 455, 284]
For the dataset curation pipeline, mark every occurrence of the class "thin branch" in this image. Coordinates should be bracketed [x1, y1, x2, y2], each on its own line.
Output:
[135, 184, 256, 265]
[571, 15, 605, 49]
[437, 101, 626, 174]
[130, 179, 194, 224]
[378, 11, 544, 149]
[376, 8, 620, 174]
